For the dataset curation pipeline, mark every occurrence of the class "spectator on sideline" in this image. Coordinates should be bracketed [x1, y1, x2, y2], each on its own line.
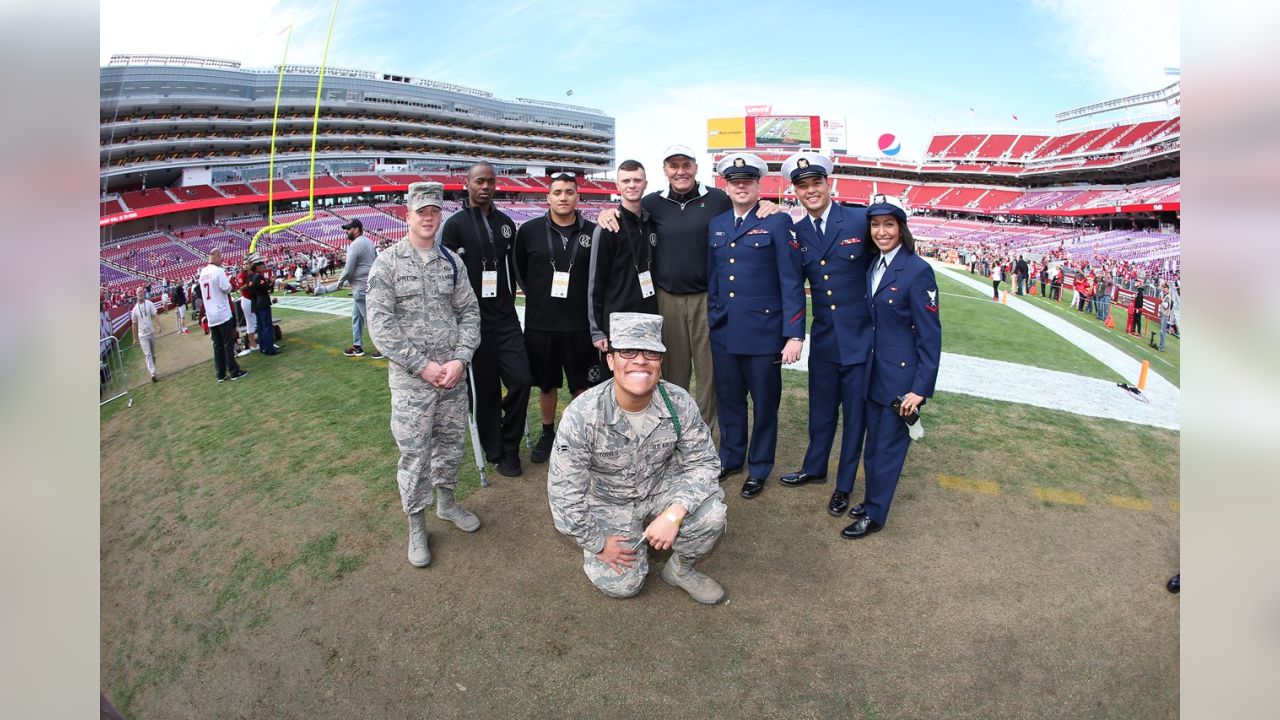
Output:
[775, 152, 874, 520]
[235, 258, 256, 357]
[170, 280, 189, 334]
[197, 249, 248, 383]
[336, 217, 384, 359]
[513, 171, 603, 464]
[845, 195, 942, 539]
[547, 312, 727, 604]
[1039, 264, 1049, 297]
[587, 159, 660, 349]
[248, 255, 280, 355]
[1015, 255, 1029, 295]
[441, 161, 531, 477]
[1131, 284, 1146, 338]
[706, 153, 805, 500]
[1158, 282, 1174, 351]
[130, 286, 159, 382]
[991, 260, 1003, 300]
[367, 181, 481, 568]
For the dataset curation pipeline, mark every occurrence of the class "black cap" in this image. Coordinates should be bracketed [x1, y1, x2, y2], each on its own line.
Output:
[341, 218, 363, 230]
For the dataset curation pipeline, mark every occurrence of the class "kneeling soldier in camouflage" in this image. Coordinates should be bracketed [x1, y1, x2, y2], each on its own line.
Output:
[368, 181, 482, 567]
[548, 312, 728, 604]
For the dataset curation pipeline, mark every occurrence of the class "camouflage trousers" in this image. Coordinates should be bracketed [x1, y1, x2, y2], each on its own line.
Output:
[582, 486, 727, 598]
[389, 379, 468, 515]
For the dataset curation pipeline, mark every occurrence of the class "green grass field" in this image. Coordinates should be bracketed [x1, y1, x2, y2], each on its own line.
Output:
[101, 305, 1179, 719]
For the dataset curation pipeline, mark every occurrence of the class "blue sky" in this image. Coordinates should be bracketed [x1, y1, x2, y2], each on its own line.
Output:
[101, 0, 1179, 180]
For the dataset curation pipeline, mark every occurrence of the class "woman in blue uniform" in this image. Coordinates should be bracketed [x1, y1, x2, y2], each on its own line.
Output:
[842, 195, 942, 539]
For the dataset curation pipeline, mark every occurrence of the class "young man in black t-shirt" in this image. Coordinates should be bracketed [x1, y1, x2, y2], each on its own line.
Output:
[513, 172, 603, 463]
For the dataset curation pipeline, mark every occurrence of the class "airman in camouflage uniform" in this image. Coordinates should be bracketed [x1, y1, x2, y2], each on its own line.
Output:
[548, 312, 728, 604]
[368, 181, 482, 568]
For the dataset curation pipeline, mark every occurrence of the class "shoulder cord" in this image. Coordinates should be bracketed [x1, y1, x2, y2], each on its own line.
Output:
[657, 382, 682, 441]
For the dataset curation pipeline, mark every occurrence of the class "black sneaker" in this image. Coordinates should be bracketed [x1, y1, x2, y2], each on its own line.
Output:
[229, 369, 249, 381]
[370, 349, 385, 359]
[496, 453, 523, 477]
[218, 376, 227, 383]
[344, 345, 364, 357]
[530, 431, 555, 464]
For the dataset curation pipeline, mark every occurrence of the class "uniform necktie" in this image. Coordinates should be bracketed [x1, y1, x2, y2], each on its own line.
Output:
[735, 216, 743, 229]
[874, 257, 887, 293]
[814, 217, 823, 236]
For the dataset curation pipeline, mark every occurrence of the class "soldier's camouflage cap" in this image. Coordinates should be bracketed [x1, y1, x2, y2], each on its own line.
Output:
[406, 181, 445, 212]
[609, 312, 666, 353]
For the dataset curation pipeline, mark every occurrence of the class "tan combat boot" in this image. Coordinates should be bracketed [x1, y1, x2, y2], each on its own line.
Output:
[435, 487, 481, 532]
[661, 556, 725, 605]
[407, 511, 431, 567]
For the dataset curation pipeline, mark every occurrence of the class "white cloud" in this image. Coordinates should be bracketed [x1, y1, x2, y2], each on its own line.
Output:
[99, 0, 375, 69]
[1032, 0, 1180, 97]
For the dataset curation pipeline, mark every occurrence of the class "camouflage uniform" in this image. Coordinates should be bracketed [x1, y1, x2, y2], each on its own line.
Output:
[367, 235, 480, 516]
[548, 377, 726, 598]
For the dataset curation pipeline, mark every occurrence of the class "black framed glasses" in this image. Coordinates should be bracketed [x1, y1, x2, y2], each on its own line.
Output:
[614, 348, 663, 360]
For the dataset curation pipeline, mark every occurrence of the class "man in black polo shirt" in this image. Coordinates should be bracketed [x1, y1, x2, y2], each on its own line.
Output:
[441, 161, 531, 477]
[598, 146, 780, 428]
[587, 159, 660, 350]
[514, 172, 603, 463]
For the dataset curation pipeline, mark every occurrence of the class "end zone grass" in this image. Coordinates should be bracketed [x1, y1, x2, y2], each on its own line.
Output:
[101, 310, 1178, 719]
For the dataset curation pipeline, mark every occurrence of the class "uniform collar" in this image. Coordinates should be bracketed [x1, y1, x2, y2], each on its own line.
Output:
[879, 245, 902, 268]
[601, 380, 673, 428]
[808, 201, 833, 228]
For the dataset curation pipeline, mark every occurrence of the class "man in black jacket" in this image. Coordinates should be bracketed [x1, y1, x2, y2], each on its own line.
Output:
[587, 159, 660, 351]
[513, 172, 603, 463]
[441, 161, 531, 477]
[248, 255, 280, 355]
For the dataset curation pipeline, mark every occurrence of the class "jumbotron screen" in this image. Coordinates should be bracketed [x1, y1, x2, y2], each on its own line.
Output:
[706, 115, 822, 149]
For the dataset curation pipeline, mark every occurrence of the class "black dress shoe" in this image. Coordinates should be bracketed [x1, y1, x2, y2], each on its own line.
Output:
[1167, 574, 1179, 594]
[740, 477, 766, 499]
[779, 471, 827, 487]
[847, 502, 868, 518]
[827, 490, 850, 516]
[840, 516, 883, 539]
[718, 465, 743, 481]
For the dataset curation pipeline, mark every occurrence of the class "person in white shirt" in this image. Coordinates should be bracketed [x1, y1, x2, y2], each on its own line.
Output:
[130, 287, 160, 382]
[197, 249, 248, 383]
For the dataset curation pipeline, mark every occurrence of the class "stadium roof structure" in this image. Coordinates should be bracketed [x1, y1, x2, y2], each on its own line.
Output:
[100, 54, 616, 195]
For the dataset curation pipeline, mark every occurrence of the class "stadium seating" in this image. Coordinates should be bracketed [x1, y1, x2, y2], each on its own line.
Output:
[119, 188, 177, 210]
[170, 185, 225, 202]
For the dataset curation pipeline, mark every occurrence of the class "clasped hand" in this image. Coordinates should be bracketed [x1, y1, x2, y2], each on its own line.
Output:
[419, 359, 465, 389]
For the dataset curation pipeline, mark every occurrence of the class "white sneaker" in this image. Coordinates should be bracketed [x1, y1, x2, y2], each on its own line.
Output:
[237, 348, 252, 357]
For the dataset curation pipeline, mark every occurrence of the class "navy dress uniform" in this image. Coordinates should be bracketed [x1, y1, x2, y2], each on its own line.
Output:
[776, 153, 874, 516]
[842, 195, 941, 538]
[706, 153, 806, 498]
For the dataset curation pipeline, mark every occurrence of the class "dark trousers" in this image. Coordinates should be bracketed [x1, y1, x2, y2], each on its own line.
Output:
[711, 342, 781, 479]
[209, 319, 241, 380]
[862, 398, 913, 526]
[992, 280, 1000, 299]
[255, 307, 277, 353]
[802, 356, 869, 493]
[471, 320, 532, 461]
[1039, 280, 1046, 296]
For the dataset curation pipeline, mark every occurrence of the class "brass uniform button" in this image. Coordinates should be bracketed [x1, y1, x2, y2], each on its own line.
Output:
[729, 275, 735, 281]
[823, 274, 829, 280]
[830, 304, 836, 310]
[826, 290, 832, 296]
[729, 258, 735, 264]
[820, 260, 827, 266]
[729, 292, 735, 298]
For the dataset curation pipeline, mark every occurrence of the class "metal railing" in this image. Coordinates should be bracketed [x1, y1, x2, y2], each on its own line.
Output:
[100, 336, 132, 408]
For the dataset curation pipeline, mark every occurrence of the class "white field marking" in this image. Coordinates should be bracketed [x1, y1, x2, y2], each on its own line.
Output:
[280, 284, 1179, 430]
